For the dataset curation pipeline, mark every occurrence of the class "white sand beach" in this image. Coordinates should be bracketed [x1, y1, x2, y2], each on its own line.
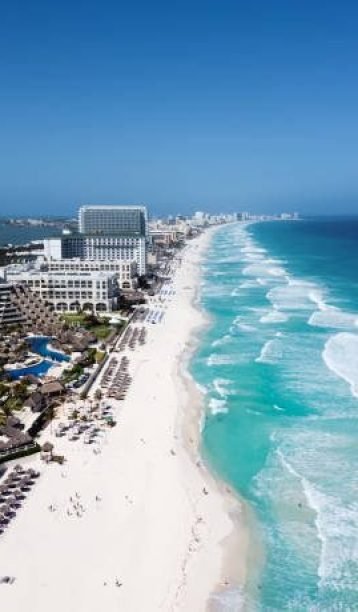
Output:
[1, 228, 247, 611]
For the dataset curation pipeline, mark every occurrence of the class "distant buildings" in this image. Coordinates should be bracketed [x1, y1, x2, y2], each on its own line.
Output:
[1, 205, 300, 320]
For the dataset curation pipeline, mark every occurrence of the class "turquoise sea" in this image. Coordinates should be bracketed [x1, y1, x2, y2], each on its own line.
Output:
[191, 218, 358, 611]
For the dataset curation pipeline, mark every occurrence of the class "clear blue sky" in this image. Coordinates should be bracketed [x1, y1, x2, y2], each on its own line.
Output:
[1, 0, 358, 217]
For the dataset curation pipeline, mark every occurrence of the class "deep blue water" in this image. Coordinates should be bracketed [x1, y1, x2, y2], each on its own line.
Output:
[191, 218, 358, 611]
[8, 336, 69, 380]
[0, 222, 62, 247]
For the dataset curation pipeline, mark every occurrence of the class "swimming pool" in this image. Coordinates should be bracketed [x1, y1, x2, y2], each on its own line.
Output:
[7, 336, 70, 380]
[27, 336, 70, 363]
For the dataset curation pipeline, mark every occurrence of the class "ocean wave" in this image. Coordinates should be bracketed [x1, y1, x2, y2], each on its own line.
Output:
[309, 307, 358, 330]
[239, 280, 260, 289]
[234, 322, 258, 333]
[273, 404, 285, 412]
[267, 280, 325, 312]
[277, 449, 358, 590]
[231, 315, 258, 333]
[260, 309, 289, 324]
[230, 288, 242, 297]
[212, 335, 231, 347]
[241, 244, 266, 252]
[256, 277, 269, 286]
[243, 263, 286, 278]
[207, 354, 236, 366]
[213, 377, 232, 397]
[322, 332, 358, 397]
[208, 397, 228, 415]
[255, 338, 283, 364]
[195, 382, 208, 395]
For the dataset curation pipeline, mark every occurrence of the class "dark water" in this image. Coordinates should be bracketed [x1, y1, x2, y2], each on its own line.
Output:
[0, 222, 62, 247]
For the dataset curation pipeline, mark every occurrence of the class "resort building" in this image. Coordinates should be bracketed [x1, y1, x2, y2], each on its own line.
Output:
[78, 205, 148, 237]
[43, 205, 149, 277]
[0, 281, 25, 327]
[44, 234, 147, 276]
[46, 259, 137, 290]
[5, 267, 120, 313]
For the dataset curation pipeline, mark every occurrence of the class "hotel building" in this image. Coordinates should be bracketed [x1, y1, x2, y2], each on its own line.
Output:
[5, 266, 120, 314]
[46, 259, 137, 290]
[43, 204, 148, 277]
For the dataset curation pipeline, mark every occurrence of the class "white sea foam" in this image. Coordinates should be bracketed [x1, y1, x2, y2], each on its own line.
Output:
[242, 252, 265, 262]
[302, 482, 358, 589]
[309, 307, 358, 330]
[267, 279, 325, 312]
[322, 332, 358, 397]
[195, 382, 208, 396]
[243, 263, 286, 278]
[239, 280, 260, 289]
[273, 404, 285, 411]
[213, 377, 232, 397]
[209, 587, 245, 611]
[260, 309, 289, 324]
[209, 397, 228, 415]
[241, 245, 266, 254]
[207, 354, 236, 366]
[279, 450, 358, 589]
[255, 338, 283, 364]
[230, 288, 241, 297]
[236, 322, 257, 333]
[231, 315, 257, 333]
[212, 335, 231, 347]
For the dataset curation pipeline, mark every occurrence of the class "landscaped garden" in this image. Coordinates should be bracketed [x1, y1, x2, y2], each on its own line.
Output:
[62, 312, 124, 340]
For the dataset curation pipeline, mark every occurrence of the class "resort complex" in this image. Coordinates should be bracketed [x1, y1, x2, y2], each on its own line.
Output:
[0, 204, 246, 611]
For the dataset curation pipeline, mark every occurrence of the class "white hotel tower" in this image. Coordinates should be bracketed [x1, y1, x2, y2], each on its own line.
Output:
[44, 205, 148, 278]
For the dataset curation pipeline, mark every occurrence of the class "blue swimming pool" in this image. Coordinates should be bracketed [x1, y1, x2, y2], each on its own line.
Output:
[8, 359, 54, 379]
[7, 336, 70, 380]
[27, 336, 70, 363]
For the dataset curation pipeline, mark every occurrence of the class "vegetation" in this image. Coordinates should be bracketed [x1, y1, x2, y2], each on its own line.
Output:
[95, 350, 106, 363]
[61, 364, 84, 384]
[61, 311, 116, 340]
[0, 380, 30, 421]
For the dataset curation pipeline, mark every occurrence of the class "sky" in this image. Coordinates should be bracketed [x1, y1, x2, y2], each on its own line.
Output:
[0, 0, 358, 217]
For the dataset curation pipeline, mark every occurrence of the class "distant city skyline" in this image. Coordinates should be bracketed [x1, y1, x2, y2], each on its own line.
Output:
[1, 0, 358, 216]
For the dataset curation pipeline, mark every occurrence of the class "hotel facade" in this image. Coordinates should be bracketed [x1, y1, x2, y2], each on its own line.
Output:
[44, 204, 148, 277]
[5, 267, 120, 314]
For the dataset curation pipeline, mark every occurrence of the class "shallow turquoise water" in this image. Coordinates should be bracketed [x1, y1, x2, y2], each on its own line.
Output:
[191, 219, 358, 611]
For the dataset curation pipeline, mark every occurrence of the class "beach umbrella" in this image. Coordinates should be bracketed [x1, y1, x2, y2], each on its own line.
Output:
[19, 478, 31, 490]
[1, 504, 13, 517]
[7, 496, 20, 508]
[4, 478, 17, 489]
[41, 442, 54, 453]
[0, 486, 9, 499]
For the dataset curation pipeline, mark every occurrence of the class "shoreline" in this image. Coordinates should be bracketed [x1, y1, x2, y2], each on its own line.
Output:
[0, 226, 249, 612]
[176, 226, 250, 610]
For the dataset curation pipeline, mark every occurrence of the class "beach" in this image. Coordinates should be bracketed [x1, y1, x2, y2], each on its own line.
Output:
[1, 227, 247, 612]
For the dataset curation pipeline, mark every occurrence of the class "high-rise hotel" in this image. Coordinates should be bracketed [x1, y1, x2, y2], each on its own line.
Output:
[44, 205, 148, 278]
